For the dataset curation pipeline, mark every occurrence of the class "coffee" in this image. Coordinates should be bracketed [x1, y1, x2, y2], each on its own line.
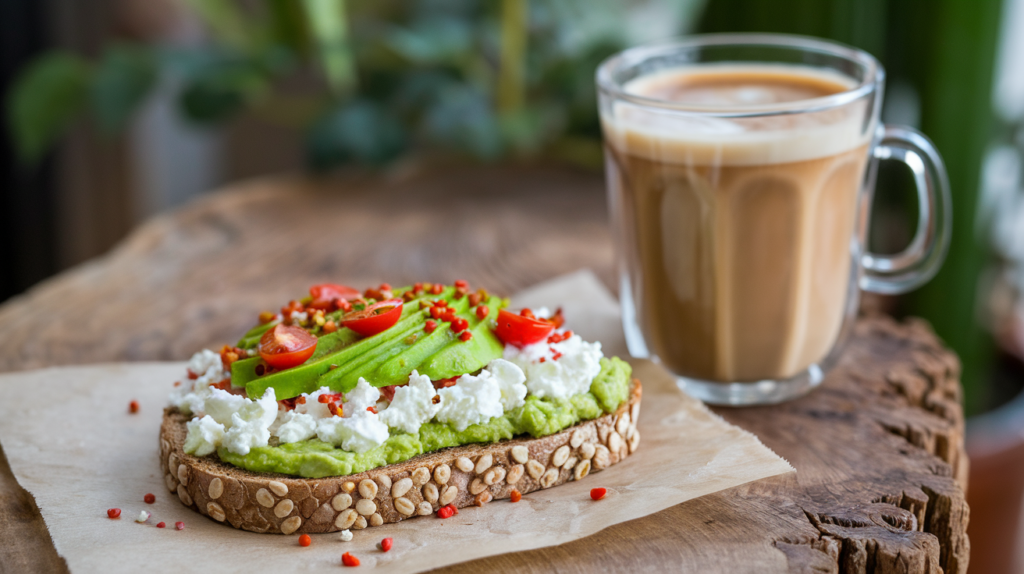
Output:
[603, 64, 872, 381]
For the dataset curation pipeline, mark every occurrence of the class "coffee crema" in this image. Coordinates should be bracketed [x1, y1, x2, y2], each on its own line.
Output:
[604, 64, 872, 382]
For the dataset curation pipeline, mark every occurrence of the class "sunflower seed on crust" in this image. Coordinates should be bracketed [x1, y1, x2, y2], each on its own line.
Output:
[274, 499, 294, 518]
[335, 509, 358, 529]
[474, 454, 493, 474]
[412, 467, 430, 486]
[581, 442, 596, 460]
[268, 480, 288, 497]
[358, 479, 378, 499]
[353, 515, 367, 530]
[208, 477, 224, 500]
[540, 468, 558, 488]
[370, 513, 383, 527]
[469, 478, 487, 495]
[395, 497, 415, 516]
[207, 502, 226, 522]
[177, 484, 192, 506]
[355, 499, 376, 516]
[551, 445, 570, 467]
[423, 482, 439, 503]
[417, 501, 433, 516]
[433, 464, 451, 485]
[573, 460, 591, 481]
[281, 516, 302, 534]
[391, 477, 413, 499]
[456, 457, 474, 473]
[526, 460, 545, 480]
[331, 493, 353, 511]
[506, 464, 524, 484]
[256, 488, 274, 508]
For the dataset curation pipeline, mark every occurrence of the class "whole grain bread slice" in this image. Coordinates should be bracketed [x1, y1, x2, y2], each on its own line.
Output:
[159, 379, 641, 534]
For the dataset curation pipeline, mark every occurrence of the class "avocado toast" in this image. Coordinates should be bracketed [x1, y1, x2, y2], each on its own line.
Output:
[161, 280, 642, 534]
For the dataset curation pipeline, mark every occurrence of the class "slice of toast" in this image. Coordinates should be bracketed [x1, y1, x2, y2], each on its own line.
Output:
[160, 379, 642, 534]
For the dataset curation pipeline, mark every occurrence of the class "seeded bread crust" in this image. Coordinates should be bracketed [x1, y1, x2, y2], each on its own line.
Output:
[159, 379, 641, 534]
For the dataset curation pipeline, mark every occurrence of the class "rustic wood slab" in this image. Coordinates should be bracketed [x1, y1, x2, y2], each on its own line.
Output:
[0, 166, 968, 573]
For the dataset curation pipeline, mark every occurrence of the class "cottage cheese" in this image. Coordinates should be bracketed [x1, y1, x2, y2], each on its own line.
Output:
[503, 333, 603, 399]
[221, 388, 279, 455]
[435, 368, 505, 431]
[169, 349, 228, 415]
[204, 389, 247, 426]
[316, 410, 390, 453]
[487, 359, 528, 411]
[274, 411, 319, 443]
[183, 415, 226, 456]
[343, 379, 381, 416]
[379, 371, 443, 434]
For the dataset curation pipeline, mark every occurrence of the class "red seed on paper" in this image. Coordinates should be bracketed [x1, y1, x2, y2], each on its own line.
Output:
[380, 537, 393, 552]
[510, 490, 522, 503]
[299, 534, 311, 547]
[107, 508, 121, 519]
[590, 487, 607, 501]
[156, 522, 166, 528]
[128, 400, 139, 414]
[342, 552, 360, 567]
[144, 493, 155, 504]
[175, 521, 185, 530]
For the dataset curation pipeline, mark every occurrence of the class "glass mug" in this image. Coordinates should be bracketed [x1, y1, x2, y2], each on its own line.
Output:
[597, 34, 951, 405]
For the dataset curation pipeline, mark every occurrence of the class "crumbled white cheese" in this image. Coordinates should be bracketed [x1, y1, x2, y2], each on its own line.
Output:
[344, 379, 381, 417]
[486, 359, 528, 411]
[203, 389, 247, 426]
[294, 387, 337, 420]
[274, 410, 318, 443]
[220, 388, 278, 456]
[434, 369, 504, 431]
[339, 529, 353, 542]
[136, 510, 151, 523]
[184, 415, 226, 456]
[379, 371, 443, 434]
[316, 410, 390, 453]
[169, 349, 228, 415]
[504, 334, 603, 399]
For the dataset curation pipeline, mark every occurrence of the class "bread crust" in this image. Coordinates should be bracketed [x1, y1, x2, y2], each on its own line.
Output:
[159, 379, 642, 534]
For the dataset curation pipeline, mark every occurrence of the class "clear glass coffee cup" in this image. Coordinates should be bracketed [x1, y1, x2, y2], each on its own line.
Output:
[597, 34, 951, 405]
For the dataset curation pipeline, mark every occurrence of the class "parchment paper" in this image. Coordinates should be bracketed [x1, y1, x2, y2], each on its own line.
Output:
[0, 270, 792, 573]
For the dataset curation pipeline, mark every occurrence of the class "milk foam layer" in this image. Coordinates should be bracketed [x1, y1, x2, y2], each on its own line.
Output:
[603, 64, 871, 166]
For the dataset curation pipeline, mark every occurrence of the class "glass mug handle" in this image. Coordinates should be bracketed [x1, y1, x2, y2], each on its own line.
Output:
[860, 125, 953, 294]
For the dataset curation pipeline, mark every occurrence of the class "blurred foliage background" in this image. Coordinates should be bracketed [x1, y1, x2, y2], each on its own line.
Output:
[3, 0, 1019, 419]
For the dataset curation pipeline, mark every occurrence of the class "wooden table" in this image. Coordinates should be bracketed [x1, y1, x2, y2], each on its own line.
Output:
[0, 165, 968, 573]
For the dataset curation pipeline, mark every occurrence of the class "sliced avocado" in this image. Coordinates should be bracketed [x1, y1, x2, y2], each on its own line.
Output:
[242, 288, 451, 399]
[417, 297, 505, 380]
[317, 295, 475, 392]
[237, 320, 279, 349]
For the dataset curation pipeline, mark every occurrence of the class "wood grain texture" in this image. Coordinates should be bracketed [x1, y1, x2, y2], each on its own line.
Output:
[0, 166, 967, 573]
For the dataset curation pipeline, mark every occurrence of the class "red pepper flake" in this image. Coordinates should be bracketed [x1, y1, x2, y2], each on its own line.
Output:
[175, 521, 185, 530]
[520, 308, 536, 319]
[296, 396, 306, 405]
[187, 370, 199, 380]
[144, 493, 155, 504]
[450, 318, 469, 333]
[453, 286, 468, 299]
[590, 487, 607, 501]
[379, 537, 393, 552]
[156, 522, 166, 528]
[342, 552, 360, 567]
[319, 394, 331, 403]
[563, 330, 573, 339]
[459, 331, 473, 342]
[366, 406, 377, 414]
[337, 299, 353, 312]
[510, 490, 522, 503]
[413, 282, 424, 294]
[475, 305, 489, 319]
[539, 357, 546, 363]
[107, 508, 121, 519]
[430, 284, 444, 295]
[299, 534, 312, 547]
[258, 311, 276, 324]
[467, 293, 482, 307]
[128, 400, 140, 414]
[433, 377, 457, 389]
[436, 505, 455, 519]
[424, 320, 438, 334]
[552, 352, 563, 361]
[328, 402, 343, 417]
[173, 381, 182, 387]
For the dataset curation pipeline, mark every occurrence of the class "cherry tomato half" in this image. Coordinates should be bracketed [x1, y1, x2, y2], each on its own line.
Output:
[308, 283, 362, 311]
[494, 309, 556, 347]
[340, 299, 403, 337]
[259, 324, 318, 369]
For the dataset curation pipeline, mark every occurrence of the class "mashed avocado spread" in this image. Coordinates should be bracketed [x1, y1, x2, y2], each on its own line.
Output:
[218, 357, 631, 478]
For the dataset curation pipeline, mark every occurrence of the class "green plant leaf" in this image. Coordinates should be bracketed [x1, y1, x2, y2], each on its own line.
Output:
[6, 52, 91, 164]
[306, 99, 405, 169]
[90, 44, 158, 134]
[301, 0, 356, 95]
[178, 55, 270, 124]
